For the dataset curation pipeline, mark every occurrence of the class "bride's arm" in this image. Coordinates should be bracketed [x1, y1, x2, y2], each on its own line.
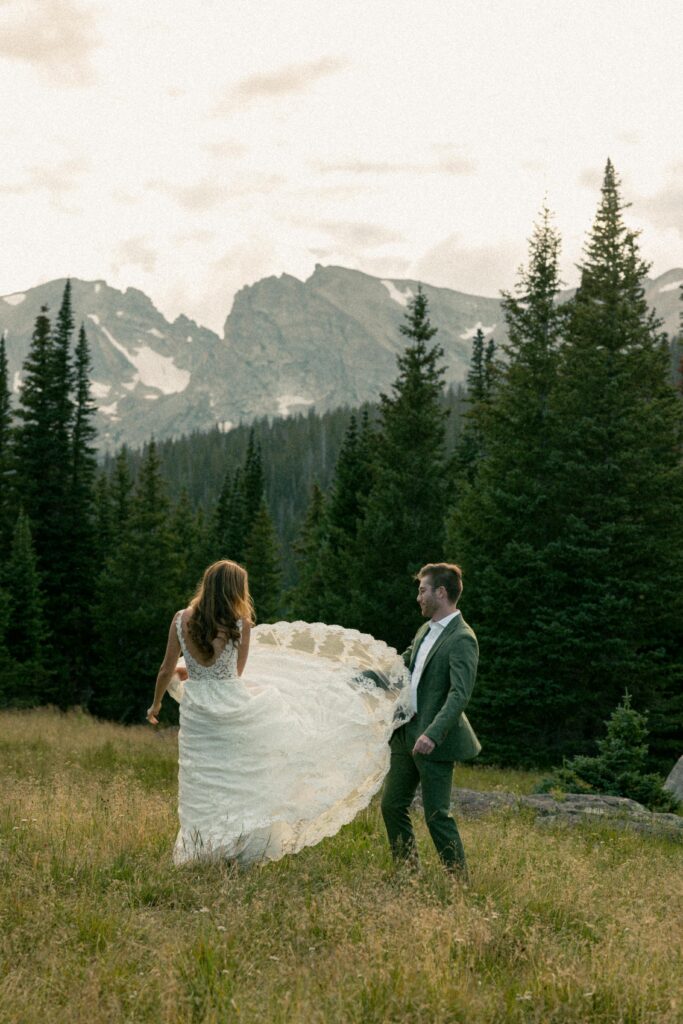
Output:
[147, 615, 182, 723]
[236, 621, 252, 677]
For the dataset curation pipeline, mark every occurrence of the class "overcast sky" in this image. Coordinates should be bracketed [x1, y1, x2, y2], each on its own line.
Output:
[1, 0, 681, 332]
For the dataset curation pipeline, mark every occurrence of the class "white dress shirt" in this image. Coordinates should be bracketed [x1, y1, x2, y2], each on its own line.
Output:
[408, 611, 460, 716]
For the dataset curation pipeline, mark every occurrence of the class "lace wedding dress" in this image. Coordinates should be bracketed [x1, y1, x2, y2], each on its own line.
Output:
[168, 615, 411, 866]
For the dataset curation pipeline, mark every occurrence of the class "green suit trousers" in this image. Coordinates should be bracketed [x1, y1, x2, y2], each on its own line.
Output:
[380, 722, 467, 875]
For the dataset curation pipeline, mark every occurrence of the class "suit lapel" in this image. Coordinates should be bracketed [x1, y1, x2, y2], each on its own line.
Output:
[409, 622, 431, 671]
[420, 615, 462, 676]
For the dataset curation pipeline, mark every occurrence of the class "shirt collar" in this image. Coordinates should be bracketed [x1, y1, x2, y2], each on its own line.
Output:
[429, 610, 460, 630]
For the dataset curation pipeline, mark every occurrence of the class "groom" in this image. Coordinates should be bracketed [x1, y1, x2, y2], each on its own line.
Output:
[381, 562, 480, 877]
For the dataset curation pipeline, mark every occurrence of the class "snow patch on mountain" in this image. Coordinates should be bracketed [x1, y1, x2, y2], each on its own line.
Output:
[133, 346, 190, 394]
[381, 281, 413, 307]
[147, 328, 164, 338]
[3, 293, 26, 306]
[659, 278, 683, 293]
[277, 394, 315, 416]
[459, 321, 496, 340]
[98, 324, 190, 395]
[91, 381, 110, 399]
[100, 401, 119, 420]
[12, 371, 21, 392]
[88, 313, 100, 326]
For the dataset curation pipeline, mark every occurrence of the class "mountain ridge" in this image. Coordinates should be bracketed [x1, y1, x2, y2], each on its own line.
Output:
[2, 265, 681, 451]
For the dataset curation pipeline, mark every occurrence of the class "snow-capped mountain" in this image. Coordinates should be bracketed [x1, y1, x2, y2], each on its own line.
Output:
[1, 266, 681, 451]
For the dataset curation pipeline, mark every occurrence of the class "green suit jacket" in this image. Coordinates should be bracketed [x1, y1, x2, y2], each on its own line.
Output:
[392, 613, 481, 762]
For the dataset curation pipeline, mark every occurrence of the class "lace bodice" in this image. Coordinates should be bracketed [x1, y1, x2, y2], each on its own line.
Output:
[175, 611, 240, 681]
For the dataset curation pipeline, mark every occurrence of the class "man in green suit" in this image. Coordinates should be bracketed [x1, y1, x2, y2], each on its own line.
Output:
[381, 562, 480, 877]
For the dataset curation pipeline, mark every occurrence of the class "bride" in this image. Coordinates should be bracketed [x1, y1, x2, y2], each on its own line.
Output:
[147, 559, 410, 865]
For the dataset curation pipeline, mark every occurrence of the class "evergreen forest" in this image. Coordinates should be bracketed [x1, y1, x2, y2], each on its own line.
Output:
[1, 162, 681, 770]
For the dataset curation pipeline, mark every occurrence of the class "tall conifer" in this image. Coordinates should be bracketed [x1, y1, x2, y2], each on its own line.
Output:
[545, 161, 683, 764]
[447, 205, 567, 763]
[63, 323, 98, 701]
[13, 306, 55, 552]
[317, 411, 375, 624]
[93, 441, 180, 721]
[2, 510, 49, 705]
[244, 498, 283, 623]
[290, 483, 328, 621]
[0, 334, 14, 555]
[350, 287, 449, 647]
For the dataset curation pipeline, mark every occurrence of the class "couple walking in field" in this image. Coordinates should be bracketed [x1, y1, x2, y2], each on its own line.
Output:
[147, 560, 479, 878]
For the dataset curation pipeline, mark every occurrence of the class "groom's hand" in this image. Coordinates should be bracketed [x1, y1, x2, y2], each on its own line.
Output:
[412, 734, 435, 756]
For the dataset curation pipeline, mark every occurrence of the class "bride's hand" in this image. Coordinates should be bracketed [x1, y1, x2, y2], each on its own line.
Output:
[146, 703, 161, 725]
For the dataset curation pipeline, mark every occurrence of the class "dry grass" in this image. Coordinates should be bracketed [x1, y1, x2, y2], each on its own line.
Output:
[0, 708, 681, 1024]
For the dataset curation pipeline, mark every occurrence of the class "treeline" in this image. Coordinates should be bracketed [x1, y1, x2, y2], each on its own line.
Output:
[106, 387, 468, 585]
[1, 161, 681, 770]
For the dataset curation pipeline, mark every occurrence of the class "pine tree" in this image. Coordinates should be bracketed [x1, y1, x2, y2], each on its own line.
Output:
[93, 441, 181, 721]
[170, 488, 209, 599]
[13, 286, 79, 689]
[110, 448, 133, 542]
[290, 483, 328, 620]
[50, 280, 75, 464]
[2, 510, 50, 706]
[55, 322, 98, 702]
[244, 498, 283, 623]
[0, 333, 14, 555]
[93, 473, 114, 566]
[543, 692, 679, 812]
[467, 328, 487, 403]
[0, 587, 10, 705]
[13, 305, 56, 552]
[243, 429, 264, 521]
[319, 411, 375, 624]
[212, 467, 247, 562]
[544, 161, 683, 765]
[71, 324, 97, 502]
[349, 287, 449, 647]
[454, 329, 497, 483]
[447, 205, 568, 763]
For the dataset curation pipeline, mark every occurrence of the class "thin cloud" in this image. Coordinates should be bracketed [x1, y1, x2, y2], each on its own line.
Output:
[149, 173, 284, 209]
[173, 228, 218, 245]
[578, 167, 603, 190]
[414, 233, 522, 297]
[155, 181, 227, 212]
[0, 0, 101, 86]
[637, 183, 683, 239]
[112, 237, 158, 274]
[214, 57, 347, 113]
[317, 221, 404, 249]
[316, 157, 476, 176]
[202, 140, 248, 160]
[0, 157, 89, 196]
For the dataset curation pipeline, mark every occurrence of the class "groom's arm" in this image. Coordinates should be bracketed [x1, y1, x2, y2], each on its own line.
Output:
[424, 634, 479, 747]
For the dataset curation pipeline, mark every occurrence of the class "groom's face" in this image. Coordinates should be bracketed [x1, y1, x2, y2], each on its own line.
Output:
[417, 577, 440, 619]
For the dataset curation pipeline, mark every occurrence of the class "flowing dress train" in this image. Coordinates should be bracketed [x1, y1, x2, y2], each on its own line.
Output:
[168, 616, 411, 865]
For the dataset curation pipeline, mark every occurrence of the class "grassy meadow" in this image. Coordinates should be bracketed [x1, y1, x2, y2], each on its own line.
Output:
[0, 708, 681, 1024]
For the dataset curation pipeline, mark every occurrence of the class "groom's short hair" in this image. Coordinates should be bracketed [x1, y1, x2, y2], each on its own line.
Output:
[417, 563, 463, 604]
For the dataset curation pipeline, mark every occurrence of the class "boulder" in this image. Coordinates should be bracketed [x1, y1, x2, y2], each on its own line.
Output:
[412, 787, 683, 839]
[663, 756, 683, 804]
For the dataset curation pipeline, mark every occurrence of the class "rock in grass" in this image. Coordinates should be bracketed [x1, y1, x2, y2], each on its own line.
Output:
[412, 788, 683, 839]
[663, 756, 683, 803]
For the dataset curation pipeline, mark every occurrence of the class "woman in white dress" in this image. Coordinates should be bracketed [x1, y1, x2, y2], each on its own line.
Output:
[147, 559, 410, 866]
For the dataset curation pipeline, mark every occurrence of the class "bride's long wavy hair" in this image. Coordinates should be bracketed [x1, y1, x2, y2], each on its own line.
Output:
[187, 560, 254, 658]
